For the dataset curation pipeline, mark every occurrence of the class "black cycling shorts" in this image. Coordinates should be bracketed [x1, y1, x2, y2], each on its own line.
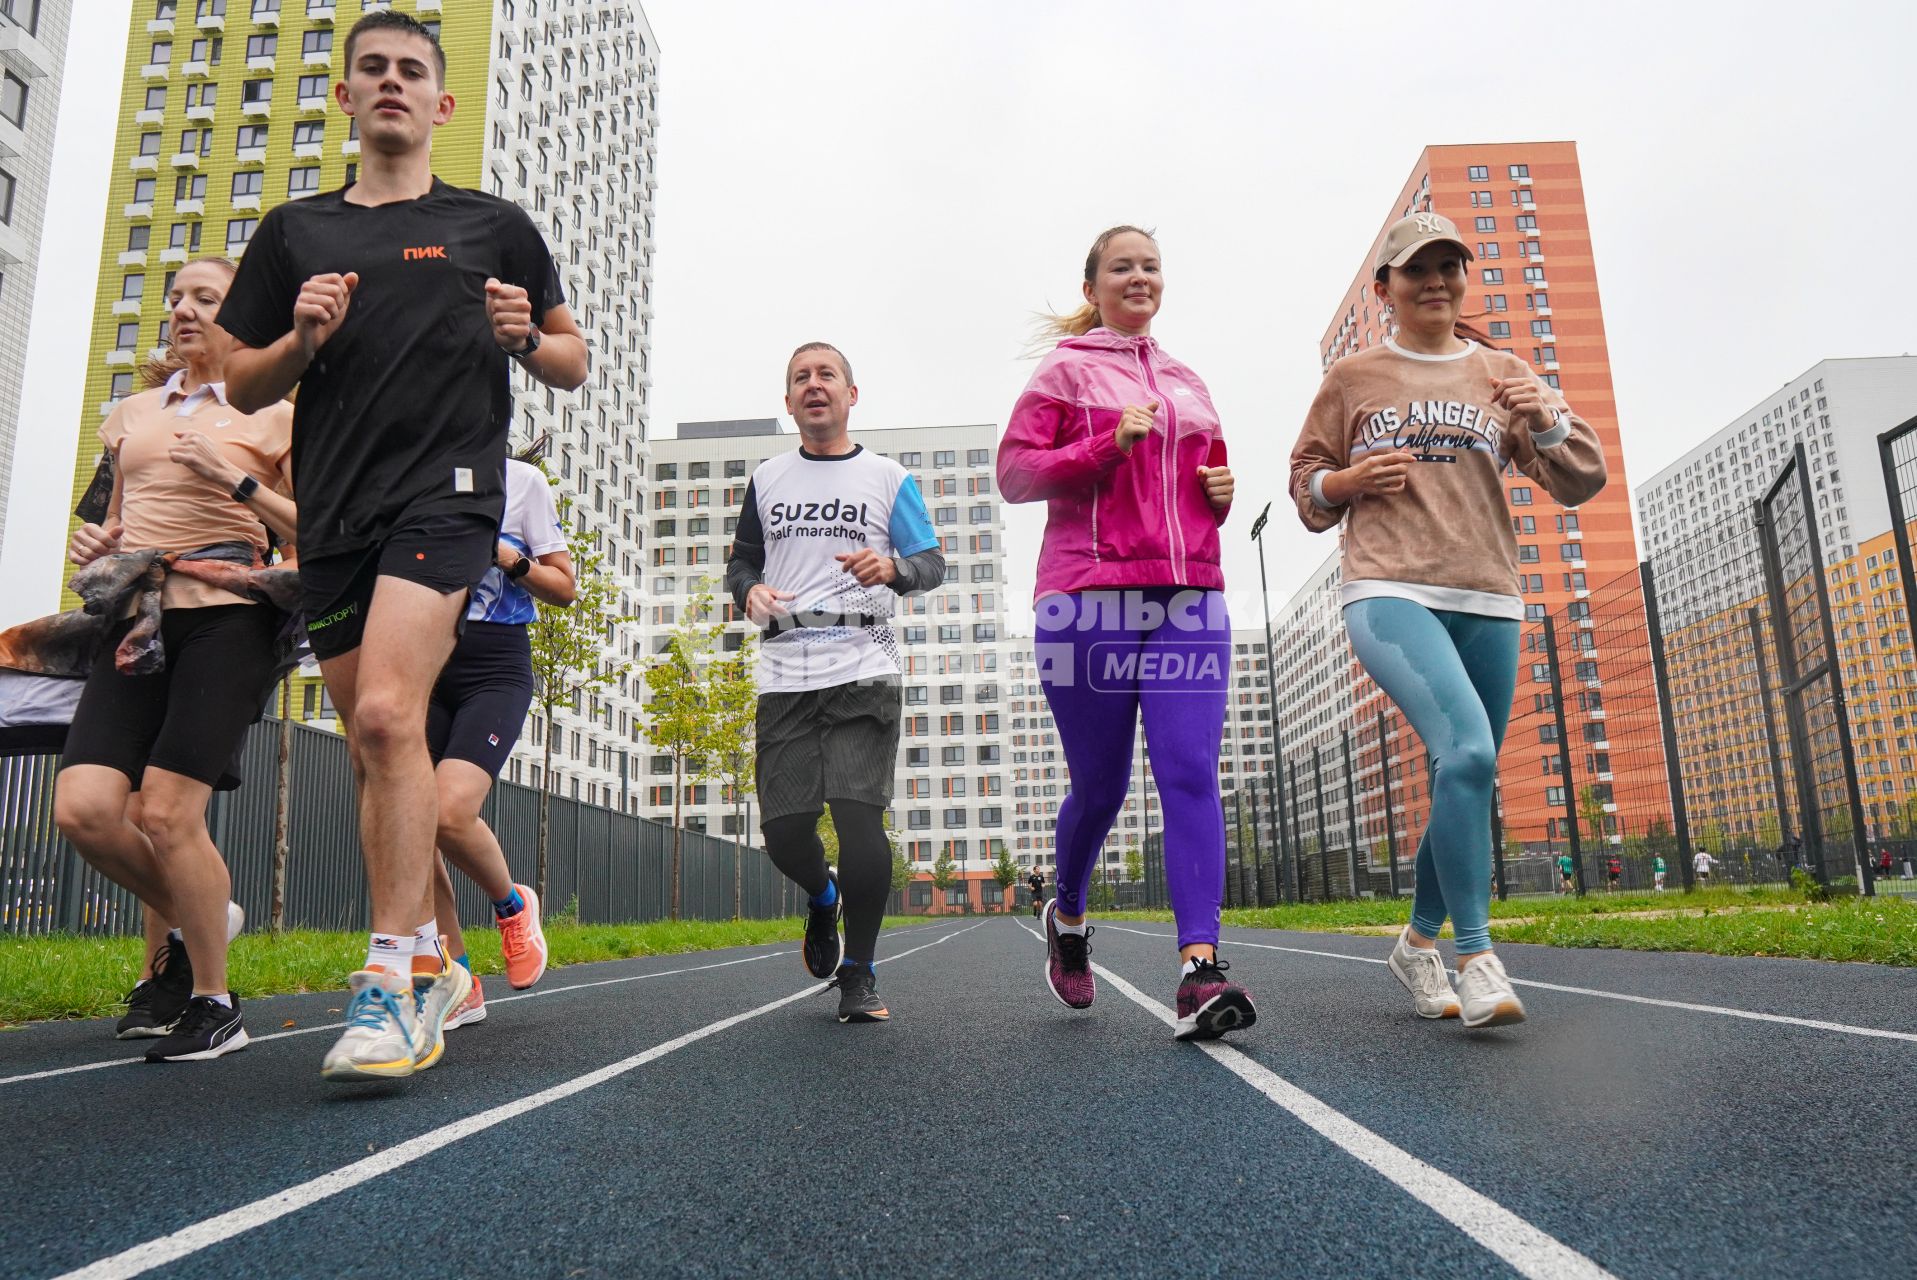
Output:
[60, 603, 279, 792]
[426, 622, 534, 778]
[299, 512, 497, 662]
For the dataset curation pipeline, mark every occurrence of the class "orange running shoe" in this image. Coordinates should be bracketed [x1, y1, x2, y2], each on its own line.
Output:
[444, 969, 486, 1029]
[499, 882, 548, 990]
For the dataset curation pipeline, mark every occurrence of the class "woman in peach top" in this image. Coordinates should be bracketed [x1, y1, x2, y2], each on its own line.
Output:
[54, 257, 296, 1063]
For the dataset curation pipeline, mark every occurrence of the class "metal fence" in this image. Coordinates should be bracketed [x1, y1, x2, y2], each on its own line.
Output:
[1, 718, 800, 938]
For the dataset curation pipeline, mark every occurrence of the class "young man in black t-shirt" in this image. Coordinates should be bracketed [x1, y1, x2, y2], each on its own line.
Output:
[220, 12, 588, 1082]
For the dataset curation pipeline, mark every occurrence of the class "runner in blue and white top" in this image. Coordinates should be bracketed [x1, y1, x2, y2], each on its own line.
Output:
[724, 341, 945, 1024]
[422, 455, 577, 1023]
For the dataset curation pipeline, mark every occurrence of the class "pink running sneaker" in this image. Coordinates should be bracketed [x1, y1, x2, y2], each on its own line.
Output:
[499, 883, 548, 990]
[444, 971, 487, 1029]
[1043, 898, 1095, 1009]
[1174, 956, 1256, 1042]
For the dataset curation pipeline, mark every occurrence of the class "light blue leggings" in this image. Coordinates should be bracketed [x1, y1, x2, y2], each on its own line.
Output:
[1345, 598, 1519, 955]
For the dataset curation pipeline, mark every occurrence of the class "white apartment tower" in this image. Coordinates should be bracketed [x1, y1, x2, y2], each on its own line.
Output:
[637, 421, 1013, 876]
[0, 0, 68, 559]
[1636, 357, 1917, 563]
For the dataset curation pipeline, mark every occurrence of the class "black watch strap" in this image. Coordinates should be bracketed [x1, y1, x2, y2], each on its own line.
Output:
[231, 474, 259, 504]
[507, 555, 534, 581]
[510, 327, 543, 360]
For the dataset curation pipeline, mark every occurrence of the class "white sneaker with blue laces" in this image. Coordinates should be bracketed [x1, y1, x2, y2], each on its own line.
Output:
[321, 970, 418, 1082]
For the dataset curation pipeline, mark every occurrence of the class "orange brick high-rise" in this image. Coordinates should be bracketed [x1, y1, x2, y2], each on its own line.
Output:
[1318, 142, 1650, 849]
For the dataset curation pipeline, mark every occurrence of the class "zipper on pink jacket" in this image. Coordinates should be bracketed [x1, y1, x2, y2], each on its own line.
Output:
[1135, 345, 1186, 583]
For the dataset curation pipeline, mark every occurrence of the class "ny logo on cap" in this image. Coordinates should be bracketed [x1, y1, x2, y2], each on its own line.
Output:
[1415, 213, 1444, 234]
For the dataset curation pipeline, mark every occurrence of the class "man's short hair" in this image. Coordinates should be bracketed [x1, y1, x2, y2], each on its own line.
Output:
[345, 10, 446, 85]
[787, 341, 853, 386]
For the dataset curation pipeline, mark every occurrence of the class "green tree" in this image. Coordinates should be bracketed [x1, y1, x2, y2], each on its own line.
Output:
[705, 636, 757, 920]
[1578, 785, 1608, 849]
[1894, 795, 1917, 838]
[930, 849, 958, 911]
[1124, 845, 1143, 885]
[527, 489, 635, 901]
[816, 809, 840, 863]
[991, 845, 1020, 913]
[640, 589, 724, 920]
[890, 848, 914, 897]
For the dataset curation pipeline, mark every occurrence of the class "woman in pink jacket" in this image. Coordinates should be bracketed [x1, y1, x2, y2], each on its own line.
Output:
[999, 226, 1254, 1041]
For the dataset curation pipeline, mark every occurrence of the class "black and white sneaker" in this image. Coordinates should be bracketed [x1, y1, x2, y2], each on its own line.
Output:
[144, 995, 249, 1062]
[803, 868, 844, 979]
[115, 937, 193, 1039]
[830, 964, 889, 1023]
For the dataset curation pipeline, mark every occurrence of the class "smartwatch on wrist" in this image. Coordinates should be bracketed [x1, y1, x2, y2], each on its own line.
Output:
[509, 327, 542, 361]
[231, 474, 259, 504]
[506, 554, 533, 581]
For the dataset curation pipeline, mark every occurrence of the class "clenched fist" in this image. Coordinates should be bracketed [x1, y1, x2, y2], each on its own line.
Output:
[1115, 401, 1158, 456]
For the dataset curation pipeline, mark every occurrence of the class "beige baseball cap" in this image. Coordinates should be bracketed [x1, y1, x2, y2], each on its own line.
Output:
[1375, 211, 1475, 274]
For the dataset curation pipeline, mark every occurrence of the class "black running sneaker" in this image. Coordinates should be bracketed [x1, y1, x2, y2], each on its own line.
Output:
[144, 995, 249, 1062]
[1174, 956, 1257, 1042]
[830, 964, 889, 1023]
[802, 868, 843, 980]
[115, 937, 193, 1039]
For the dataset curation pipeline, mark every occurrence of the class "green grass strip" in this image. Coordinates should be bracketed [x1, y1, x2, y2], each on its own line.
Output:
[0, 915, 942, 1028]
[1102, 886, 1916, 967]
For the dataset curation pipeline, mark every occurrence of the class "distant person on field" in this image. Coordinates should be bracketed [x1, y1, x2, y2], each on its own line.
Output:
[1557, 853, 1575, 894]
[1653, 854, 1667, 892]
[1693, 849, 1716, 884]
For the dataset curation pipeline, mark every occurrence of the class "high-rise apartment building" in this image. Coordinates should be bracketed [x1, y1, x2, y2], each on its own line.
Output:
[0, 0, 70, 560]
[642, 420, 1013, 890]
[64, 0, 659, 778]
[1636, 356, 1917, 839]
[1315, 141, 1647, 847]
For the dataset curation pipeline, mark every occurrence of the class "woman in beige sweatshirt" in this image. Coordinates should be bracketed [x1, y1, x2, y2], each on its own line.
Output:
[1289, 212, 1606, 1029]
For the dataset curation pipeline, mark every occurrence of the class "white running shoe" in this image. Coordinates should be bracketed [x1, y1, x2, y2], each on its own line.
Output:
[1388, 927, 1461, 1020]
[226, 900, 245, 941]
[320, 970, 418, 1082]
[409, 945, 474, 1072]
[1456, 951, 1527, 1028]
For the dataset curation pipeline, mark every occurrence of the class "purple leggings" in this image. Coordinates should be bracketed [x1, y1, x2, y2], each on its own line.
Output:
[1036, 588, 1230, 948]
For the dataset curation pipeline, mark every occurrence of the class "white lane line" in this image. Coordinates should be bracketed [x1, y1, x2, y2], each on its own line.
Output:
[54, 920, 988, 1280]
[1017, 922, 1617, 1280]
[1095, 924, 1917, 1045]
[0, 951, 793, 1088]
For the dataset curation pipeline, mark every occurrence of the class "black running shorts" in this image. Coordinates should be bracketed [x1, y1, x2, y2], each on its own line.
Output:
[754, 678, 902, 823]
[426, 622, 534, 778]
[299, 512, 497, 661]
[60, 603, 280, 792]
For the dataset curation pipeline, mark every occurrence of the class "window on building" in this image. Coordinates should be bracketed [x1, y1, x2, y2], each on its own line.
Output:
[1488, 321, 1511, 339]
[231, 170, 262, 198]
[934, 450, 956, 467]
[242, 79, 272, 105]
[145, 86, 167, 112]
[293, 119, 323, 147]
[1467, 164, 1489, 181]
[302, 29, 331, 58]
[174, 173, 206, 202]
[114, 321, 140, 351]
[236, 123, 267, 150]
[1508, 163, 1530, 180]
[297, 74, 327, 101]
[226, 217, 258, 249]
[0, 71, 26, 128]
[1510, 486, 1533, 506]
[1474, 216, 1496, 232]
[1481, 267, 1503, 284]
[245, 33, 276, 61]
[287, 166, 320, 196]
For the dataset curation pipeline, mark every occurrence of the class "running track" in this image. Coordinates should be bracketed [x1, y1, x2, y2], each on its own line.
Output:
[3, 919, 1913, 1279]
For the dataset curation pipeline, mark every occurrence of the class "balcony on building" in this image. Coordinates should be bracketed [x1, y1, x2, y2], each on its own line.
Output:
[416, 0, 441, 11]
[148, 16, 175, 34]
[293, 140, 320, 159]
[0, 18, 55, 79]
[242, 99, 271, 118]
[187, 103, 214, 121]
[135, 108, 163, 126]
[118, 249, 148, 268]
[159, 246, 187, 264]
[130, 154, 159, 172]
[247, 55, 274, 73]
[183, 59, 208, 77]
[341, 137, 359, 156]
[236, 144, 266, 165]
[198, 10, 225, 31]
[306, 3, 334, 22]
[302, 51, 328, 67]
[253, 6, 278, 26]
[112, 297, 143, 317]
[171, 150, 200, 168]
[298, 93, 326, 113]
[175, 198, 203, 215]
[142, 62, 169, 80]
[123, 200, 155, 219]
[232, 193, 261, 211]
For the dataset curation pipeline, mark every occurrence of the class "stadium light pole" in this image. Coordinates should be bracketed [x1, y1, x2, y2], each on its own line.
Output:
[1250, 503, 1292, 901]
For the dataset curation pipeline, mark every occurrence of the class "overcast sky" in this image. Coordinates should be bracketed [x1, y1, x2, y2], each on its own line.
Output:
[4, 0, 1915, 629]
